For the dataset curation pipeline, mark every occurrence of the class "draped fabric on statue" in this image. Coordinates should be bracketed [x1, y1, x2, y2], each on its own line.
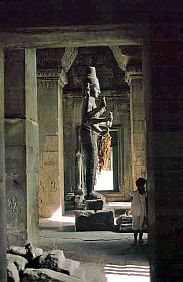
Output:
[97, 129, 112, 172]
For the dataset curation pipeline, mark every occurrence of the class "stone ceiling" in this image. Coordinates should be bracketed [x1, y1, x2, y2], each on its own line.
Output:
[65, 46, 128, 92]
[37, 46, 143, 93]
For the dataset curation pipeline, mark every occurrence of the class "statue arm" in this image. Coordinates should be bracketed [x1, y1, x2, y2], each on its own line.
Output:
[87, 106, 105, 119]
[89, 112, 113, 134]
[89, 111, 113, 126]
[87, 97, 106, 119]
[89, 123, 108, 134]
[89, 116, 108, 124]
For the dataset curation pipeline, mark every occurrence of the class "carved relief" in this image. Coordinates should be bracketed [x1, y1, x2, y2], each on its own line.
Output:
[49, 181, 57, 192]
[39, 180, 57, 192]
[37, 79, 58, 88]
[7, 195, 21, 215]
[37, 70, 59, 81]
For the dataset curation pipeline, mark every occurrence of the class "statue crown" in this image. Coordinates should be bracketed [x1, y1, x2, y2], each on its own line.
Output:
[85, 66, 98, 84]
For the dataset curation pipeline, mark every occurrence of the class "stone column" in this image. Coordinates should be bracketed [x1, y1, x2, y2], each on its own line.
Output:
[0, 49, 7, 282]
[4, 49, 39, 246]
[38, 70, 67, 217]
[126, 68, 146, 189]
[37, 48, 77, 217]
[143, 33, 183, 281]
[37, 76, 60, 218]
[58, 70, 68, 214]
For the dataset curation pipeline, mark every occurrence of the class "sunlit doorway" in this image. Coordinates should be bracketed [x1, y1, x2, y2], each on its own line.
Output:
[94, 129, 119, 192]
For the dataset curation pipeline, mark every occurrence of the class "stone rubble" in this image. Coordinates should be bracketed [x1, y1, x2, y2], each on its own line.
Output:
[7, 244, 85, 282]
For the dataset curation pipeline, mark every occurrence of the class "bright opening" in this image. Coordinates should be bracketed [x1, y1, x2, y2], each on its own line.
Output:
[94, 170, 113, 191]
[94, 147, 113, 191]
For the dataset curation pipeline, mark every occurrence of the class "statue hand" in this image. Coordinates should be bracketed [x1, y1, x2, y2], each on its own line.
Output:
[100, 97, 106, 109]
[107, 112, 113, 127]
[85, 83, 90, 96]
[100, 128, 108, 136]
[108, 112, 113, 122]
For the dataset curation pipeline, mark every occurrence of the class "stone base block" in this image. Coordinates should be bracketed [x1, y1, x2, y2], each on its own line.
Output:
[75, 210, 114, 231]
[85, 199, 103, 211]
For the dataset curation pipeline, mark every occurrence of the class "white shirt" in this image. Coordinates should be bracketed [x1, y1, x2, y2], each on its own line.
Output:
[131, 190, 147, 217]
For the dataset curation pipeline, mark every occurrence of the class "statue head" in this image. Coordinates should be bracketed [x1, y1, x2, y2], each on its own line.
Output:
[84, 66, 101, 98]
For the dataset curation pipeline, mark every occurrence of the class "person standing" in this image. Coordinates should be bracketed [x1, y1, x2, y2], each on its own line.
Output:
[131, 177, 147, 245]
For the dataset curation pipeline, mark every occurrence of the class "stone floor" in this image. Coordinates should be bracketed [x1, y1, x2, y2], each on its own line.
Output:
[39, 209, 150, 282]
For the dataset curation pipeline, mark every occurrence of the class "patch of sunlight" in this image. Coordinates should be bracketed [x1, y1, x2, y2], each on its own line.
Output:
[104, 264, 150, 282]
[48, 208, 75, 224]
[107, 202, 131, 208]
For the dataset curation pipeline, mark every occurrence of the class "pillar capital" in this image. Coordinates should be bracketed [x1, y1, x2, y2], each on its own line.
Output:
[109, 45, 129, 72]
[37, 69, 59, 81]
[125, 66, 142, 86]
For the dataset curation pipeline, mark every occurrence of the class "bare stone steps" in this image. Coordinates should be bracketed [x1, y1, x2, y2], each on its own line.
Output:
[119, 223, 133, 232]
[116, 215, 148, 233]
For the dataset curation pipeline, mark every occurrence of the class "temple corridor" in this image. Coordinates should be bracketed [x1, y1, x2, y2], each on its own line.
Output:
[1, 2, 183, 281]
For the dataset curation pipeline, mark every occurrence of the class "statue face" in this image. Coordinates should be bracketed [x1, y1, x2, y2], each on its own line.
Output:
[90, 82, 101, 98]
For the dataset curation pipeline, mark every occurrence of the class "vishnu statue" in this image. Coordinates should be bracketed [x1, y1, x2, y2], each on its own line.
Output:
[80, 66, 113, 200]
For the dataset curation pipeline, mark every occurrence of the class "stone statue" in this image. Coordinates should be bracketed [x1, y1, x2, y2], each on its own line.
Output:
[80, 66, 113, 200]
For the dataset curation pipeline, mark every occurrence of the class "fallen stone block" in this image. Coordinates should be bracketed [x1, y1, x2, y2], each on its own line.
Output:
[38, 249, 65, 271]
[7, 246, 27, 256]
[38, 250, 81, 277]
[7, 254, 28, 273]
[7, 261, 20, 282]
[22, 268, 81, 282]
[7, 245, 43, 259]
[59, 258, 80, 276]
[72, 267, 86, 281]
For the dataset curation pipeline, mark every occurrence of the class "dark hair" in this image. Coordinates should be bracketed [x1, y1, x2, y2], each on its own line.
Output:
[136, 177, 147, 187]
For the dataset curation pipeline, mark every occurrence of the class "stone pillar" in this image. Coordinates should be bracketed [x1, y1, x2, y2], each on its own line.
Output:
[126, 68, 146, 189]
[4, 49, 39, 246]
[38, 76, 60, 218]
[37, 48, 77, 217]
[0, 49, 7, 282]
[38, 70, 67, 217]
[58, 70, 68, 214]
[143, 33, 183, 281]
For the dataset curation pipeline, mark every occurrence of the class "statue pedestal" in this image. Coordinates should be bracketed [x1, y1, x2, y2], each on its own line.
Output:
[75, 210, 114, 231]
[85, 199, 103, 211]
